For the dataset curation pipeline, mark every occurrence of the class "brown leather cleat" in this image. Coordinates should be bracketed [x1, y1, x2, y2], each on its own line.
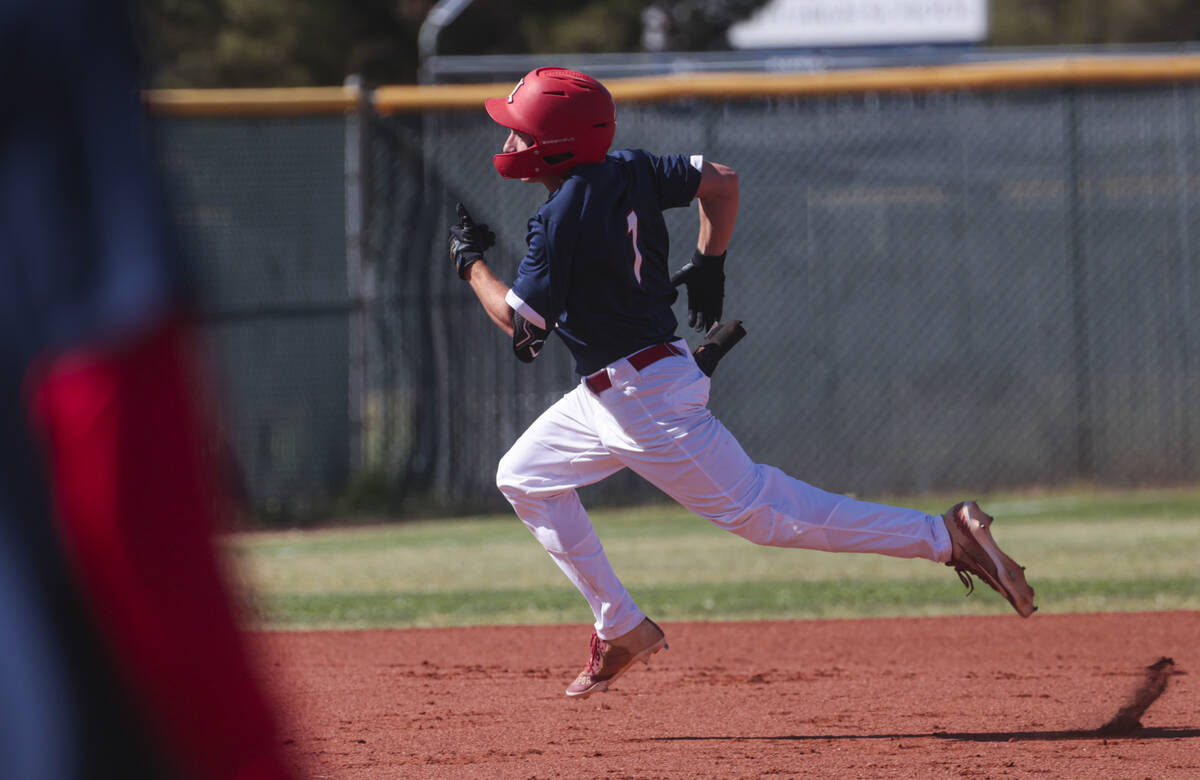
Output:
[565, 617, 668, 698]
[943, 501, 1037, 618]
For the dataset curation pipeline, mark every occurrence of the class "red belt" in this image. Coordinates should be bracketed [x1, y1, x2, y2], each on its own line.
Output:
[585, 342, 684, 394]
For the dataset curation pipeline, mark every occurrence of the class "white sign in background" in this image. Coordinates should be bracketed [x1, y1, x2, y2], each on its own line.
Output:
[727, 0, 989, 49]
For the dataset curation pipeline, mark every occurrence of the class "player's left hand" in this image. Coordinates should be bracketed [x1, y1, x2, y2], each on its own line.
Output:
[670, 249, 726, 332]
[448, 202, 496, 280]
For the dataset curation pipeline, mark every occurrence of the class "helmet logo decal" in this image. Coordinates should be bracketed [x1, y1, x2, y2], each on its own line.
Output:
[507, 78, 525, 104]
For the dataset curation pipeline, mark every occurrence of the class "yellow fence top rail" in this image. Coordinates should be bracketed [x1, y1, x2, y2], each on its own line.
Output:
[146, 86, 361, 117]
[375, 55, 1200, 113]
[145, 55, 1200, 117]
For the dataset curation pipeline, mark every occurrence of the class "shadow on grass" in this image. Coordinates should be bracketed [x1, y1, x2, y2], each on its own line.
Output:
[649, 726, 1199, 743]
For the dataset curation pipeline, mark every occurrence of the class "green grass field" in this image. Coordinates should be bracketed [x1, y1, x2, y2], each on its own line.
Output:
[227, 486, 1200, 630]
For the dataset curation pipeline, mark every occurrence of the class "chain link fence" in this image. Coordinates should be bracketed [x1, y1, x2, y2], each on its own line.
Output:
[157, 66, 1200, 520]
[157, 116, 351, 516]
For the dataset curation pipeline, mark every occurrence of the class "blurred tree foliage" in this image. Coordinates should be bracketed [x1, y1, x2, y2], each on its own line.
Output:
[136, 0, 1200, 88]
[135, 0, 771, 86]
[136, 0, 421, 86]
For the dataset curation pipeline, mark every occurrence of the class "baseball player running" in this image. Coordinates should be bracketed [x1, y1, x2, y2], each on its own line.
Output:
[450, 67, 1036, 699]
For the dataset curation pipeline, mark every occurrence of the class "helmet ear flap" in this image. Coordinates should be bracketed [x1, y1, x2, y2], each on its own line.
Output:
[493, 148, 542, 179]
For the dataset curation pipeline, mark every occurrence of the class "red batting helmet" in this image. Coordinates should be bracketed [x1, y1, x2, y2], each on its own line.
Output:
[485, 67, 616, 179]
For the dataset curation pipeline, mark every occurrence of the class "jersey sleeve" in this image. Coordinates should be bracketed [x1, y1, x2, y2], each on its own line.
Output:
[646, 151, 704, 210]
[506, 214, 567, 332]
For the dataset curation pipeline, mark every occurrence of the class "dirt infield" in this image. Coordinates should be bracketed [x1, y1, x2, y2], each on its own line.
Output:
[257, 611, 1199, 779]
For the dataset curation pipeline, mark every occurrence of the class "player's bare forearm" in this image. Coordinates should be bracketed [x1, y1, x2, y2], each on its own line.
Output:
[695, 161, 739, 255]
[465, 261, 515, 336]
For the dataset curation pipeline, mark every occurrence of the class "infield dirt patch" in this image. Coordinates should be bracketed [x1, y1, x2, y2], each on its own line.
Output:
[257, 611, 1199, 779]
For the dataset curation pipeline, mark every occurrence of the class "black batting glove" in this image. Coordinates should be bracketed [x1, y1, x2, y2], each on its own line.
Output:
[670, 249, 726, 332]
[448, 202, 496, 280]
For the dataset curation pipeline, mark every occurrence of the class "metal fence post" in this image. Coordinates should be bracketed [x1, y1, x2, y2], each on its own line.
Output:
[1063, 86, 1093, 481]
[1169, 83, 1196, 476]
[346, 76, 374, 478]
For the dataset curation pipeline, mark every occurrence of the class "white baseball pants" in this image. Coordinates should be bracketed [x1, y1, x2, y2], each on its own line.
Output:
[496, 339, 953, 640]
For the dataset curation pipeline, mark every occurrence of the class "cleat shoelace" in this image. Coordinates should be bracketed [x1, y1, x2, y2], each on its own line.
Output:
[953, 566, 977, 596]
[948, 505, 989, 597]
[584, 632, 605, 675]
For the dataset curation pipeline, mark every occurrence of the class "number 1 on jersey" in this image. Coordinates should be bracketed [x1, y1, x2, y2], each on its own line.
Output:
[626, 210, 643, 285]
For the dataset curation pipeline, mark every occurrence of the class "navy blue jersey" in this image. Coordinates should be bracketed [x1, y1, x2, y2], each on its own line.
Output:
[505, 149, 703, 375]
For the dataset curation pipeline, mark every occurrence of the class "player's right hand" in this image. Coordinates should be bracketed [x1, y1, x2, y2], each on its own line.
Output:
[448, 203, 496, 280]
[670, 249, 726, 332]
